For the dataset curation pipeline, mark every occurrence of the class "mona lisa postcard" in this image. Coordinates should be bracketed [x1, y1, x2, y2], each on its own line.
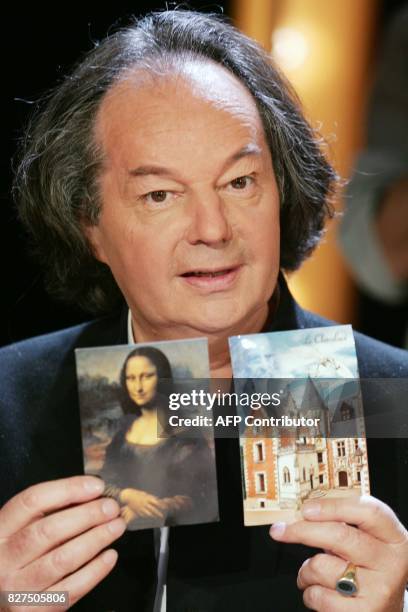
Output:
[229, 325, 370, 526]
[75, 338, 219, 530]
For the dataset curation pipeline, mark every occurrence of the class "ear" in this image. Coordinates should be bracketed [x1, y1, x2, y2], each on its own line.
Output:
[81, 222, 109, 265]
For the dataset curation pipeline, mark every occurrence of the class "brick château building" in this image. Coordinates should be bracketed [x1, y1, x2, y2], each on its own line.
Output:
[240, 379, 370, 512]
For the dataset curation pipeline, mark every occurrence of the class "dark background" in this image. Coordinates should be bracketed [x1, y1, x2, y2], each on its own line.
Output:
[1, 0, 405, 348]
[1, 2, 232, 348]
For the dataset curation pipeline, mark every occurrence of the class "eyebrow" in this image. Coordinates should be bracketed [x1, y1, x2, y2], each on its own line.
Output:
[127, 143, 262, 179]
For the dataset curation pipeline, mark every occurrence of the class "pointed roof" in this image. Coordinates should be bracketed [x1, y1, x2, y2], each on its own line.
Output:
[299, 377, 328, 413]
[280, 387, 298, 415]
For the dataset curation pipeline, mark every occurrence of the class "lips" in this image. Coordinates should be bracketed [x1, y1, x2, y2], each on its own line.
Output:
[179, 265, 242, 292]
[181, 267, 235, 278]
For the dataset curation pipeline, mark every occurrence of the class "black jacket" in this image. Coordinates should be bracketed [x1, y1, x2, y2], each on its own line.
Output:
[1, 280, 407, 612]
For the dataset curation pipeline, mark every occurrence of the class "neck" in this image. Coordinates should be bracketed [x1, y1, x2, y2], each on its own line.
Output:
[130, 293, 278, 378]
[140, 406, 157, 419]
[206, 303, 269, 378]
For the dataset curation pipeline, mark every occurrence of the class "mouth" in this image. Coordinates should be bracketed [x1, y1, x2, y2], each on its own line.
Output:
[179, 265, 242, 291]
[181, 267, 236, 278]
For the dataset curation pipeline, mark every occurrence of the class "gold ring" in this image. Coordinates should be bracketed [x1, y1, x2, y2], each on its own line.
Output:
[335, 562, 358, 597]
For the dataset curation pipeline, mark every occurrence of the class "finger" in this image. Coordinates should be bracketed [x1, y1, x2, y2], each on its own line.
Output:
[46, 548, 118, 608]
[174, 496, 190, 505]
[0, 476, 105, 539]
[17, 517, 126, 591]
[144, 504, 164, 519]
[297, 553, 369, 593]
[127, 493, 162, 513]
[172, 499, 188, 510]
[302, 496, 407, 544]
[270, 520, 384, 567]
[143, 499, 165, 516]
[121, 507, 133, 524]
[7, 497, 120, 570]
[145, 496, 166, 511]
[170, 500, 183, 510]
[303, 585, 362, 612]
[298, 554, 344, 591]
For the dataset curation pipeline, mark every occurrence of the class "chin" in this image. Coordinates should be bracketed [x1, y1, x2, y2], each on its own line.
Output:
[185, 301, 250, 335]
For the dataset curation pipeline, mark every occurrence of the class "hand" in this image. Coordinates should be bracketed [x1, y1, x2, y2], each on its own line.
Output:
[0, 476, 126, 610]
[120, 488, 164, 519]
[120, 494, 191, 524]
[160, 495, 192, 514]
[270, 495, 408, 611]
[121, 505, 137, 525]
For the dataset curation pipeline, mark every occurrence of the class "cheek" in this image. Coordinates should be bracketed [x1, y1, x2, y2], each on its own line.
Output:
[247, 202, 280, 265]
[127, 221, 181, 270]
[106, 224, 169, 288]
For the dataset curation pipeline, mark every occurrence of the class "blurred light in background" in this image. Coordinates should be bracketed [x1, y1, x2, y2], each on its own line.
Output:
[271, 27, 309, 71]
[232, 0, 378, 324]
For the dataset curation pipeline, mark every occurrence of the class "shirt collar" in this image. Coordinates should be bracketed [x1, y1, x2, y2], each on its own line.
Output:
[127, 308, 135, 344]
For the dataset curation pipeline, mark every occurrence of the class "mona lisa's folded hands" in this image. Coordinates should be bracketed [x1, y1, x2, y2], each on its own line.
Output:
[119, 488, 165, 519]
[120, 493, 192, 525]
[0, 476, 126, 610]
[270, 495, 408, 612]
[160, 495, 192, 514]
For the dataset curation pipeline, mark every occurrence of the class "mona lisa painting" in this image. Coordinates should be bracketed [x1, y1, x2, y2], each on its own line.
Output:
[75, 338, 219, 530]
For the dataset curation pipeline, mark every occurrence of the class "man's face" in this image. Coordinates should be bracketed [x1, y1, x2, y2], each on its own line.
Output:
[88, 61, 280, 337]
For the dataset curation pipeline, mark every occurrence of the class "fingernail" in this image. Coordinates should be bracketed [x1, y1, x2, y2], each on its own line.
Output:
[300, 557, 310, 570]
[83, 477, 104, 493]
[102, 549, 118, 565]
[102, 499, 119, 517]
[302, 503, 321, 518]
[269, 522, 286, 539]
[108, 518, 126, 535]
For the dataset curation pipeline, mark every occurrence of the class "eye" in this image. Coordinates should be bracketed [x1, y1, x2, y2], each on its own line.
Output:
[139, 189, 180, 210]
[144, 190, 169, 204]
[230, 175, 254, 190]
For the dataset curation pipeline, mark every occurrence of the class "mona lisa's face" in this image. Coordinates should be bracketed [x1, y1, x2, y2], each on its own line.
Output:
[125, 355, 159, 406]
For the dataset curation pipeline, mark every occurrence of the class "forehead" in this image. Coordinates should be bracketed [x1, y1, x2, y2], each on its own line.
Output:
[126, 355, 156, 371]
[95, 59, 267, 168]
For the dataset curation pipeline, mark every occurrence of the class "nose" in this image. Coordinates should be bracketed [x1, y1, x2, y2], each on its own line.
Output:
[136, 378, 145, 393]
[186, 190, 233, 246]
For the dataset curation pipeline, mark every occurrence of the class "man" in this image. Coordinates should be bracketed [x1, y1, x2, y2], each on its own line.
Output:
[1, 10, 407, 612]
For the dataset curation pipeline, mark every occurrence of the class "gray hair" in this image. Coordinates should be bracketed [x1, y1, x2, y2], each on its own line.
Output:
[13, 9, 336, 313]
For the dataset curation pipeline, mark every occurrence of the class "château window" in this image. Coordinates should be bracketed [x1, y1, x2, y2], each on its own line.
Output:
[255, 472, 266, 493]
[341, 403, 354, 421]
[283, 467, 291, 484]
[337, 441, 346, 457]
[254, 441, 265, 462]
